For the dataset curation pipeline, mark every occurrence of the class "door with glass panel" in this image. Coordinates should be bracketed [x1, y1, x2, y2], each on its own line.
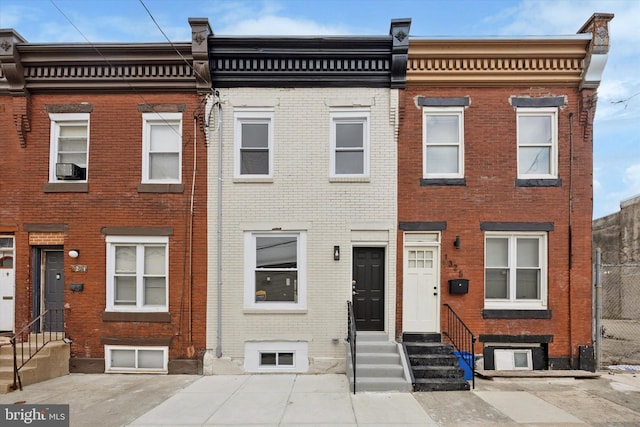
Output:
[0, 236, 15, 332]
[403, 246, 439, 332]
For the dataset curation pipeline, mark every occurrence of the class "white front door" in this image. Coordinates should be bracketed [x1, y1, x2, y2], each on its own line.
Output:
[403, 245, 439, 332]
[0, 236, 15, 332]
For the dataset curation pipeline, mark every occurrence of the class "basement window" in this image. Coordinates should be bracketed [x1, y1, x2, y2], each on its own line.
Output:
[105, 345, 168, 373]
[494, 349, 533, 370]
[260, 351, 294, 367]
[244, 341, 308, 373]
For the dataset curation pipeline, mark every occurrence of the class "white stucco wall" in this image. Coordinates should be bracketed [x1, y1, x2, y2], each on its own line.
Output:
[205, 87, 398, 374]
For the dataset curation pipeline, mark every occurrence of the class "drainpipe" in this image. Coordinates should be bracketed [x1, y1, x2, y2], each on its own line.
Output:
[215, 96, 223, 358]
[187, 113, 198, 355]
[568, 111, 574, 366]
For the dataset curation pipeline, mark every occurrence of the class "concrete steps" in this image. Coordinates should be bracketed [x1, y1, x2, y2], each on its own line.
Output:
[347, 331, 411, 392]
[0, 335, 70, 394]
[402, 332, 471, 392]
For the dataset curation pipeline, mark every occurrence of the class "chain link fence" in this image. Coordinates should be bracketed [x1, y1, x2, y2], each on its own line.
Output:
[597, 263, 640, 369]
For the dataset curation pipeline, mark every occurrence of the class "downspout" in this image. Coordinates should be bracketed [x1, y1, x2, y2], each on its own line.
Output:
[568, 111, 574, 366]
[186, 114, 198, 356]
[215, 96, 223, 358]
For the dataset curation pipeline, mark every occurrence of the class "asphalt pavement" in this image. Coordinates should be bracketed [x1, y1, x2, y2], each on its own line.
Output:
[1, 371, 639, 426]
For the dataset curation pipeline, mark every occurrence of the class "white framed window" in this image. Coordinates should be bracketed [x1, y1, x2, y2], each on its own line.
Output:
[494, 348, 533, 370]
[244, 341, 309, 373]
[517, 108, 558, 179]
[106, 236, 169, 312]
[423, 107, 464, 178]
[484, 232, 547, 309]
[105, 345, 168, 373]
[142, 112, 182, 183]
[330, 109, 370, 177]
[244, 231, 307, 310]
[234, 109, 274, 178]
[49, 113, 89, 182]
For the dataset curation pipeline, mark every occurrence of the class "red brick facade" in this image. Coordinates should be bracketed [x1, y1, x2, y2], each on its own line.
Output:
[0, 18, 212, 373]
[396, 86, 596, 368]
[0, 92, 208, 372]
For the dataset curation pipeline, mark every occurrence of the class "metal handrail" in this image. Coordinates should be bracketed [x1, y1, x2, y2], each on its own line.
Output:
[442, 303, 476, 389]
[346, 301, 357, 394]
[10, 308, 65, 391]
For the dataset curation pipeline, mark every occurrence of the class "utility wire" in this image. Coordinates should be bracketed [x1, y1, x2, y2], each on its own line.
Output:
[138, 0, 211, 91]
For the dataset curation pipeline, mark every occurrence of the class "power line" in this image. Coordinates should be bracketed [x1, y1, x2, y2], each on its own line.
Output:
[138, 0, 211, 89]
[47, 0, 207, 132]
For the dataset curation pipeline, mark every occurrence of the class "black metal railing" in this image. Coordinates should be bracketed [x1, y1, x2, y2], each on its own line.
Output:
[10, 308, 65, 391]
[346, 301, 357, 394]
[442, 303, 476, 389]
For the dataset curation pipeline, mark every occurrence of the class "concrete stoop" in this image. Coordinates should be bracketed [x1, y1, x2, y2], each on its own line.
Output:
[0, 337, 70, 394]
[346, 331, 411, 392]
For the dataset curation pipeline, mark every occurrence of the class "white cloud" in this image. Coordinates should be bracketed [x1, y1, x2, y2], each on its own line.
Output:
[623, 164, 640, 194]
[215, 14, 349, 35]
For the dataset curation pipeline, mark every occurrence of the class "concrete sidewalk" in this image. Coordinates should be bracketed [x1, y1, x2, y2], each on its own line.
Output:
[129, 374, 433, 426]
[1, 371, 640, 426]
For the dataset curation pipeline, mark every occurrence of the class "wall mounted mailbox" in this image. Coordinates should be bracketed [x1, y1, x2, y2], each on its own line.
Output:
[69, 283, 84, 292]
[449, 279, 469, 294]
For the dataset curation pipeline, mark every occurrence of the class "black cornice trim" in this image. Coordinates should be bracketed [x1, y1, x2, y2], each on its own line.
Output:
[209, 35, 396, 87]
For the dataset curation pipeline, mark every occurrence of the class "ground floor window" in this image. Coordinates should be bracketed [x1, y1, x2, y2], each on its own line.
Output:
[244, 231, 307, 310]
[105, 345, 168, 373]
[244, 341, 308, 373]
[484, 232, 547, 309]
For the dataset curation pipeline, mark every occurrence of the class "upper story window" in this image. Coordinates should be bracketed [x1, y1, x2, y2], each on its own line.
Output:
[142, 113, 182, 183]
[423, 107, 464, 179]
[106, 235, 169, 312]
[244, 231, 307, 311]
[484, 232, 547, 310]
[234, 109, 274, 179]
[517, 108, 558, 179]
[49, 113, 89, 182]
[330, 110, 370, 178]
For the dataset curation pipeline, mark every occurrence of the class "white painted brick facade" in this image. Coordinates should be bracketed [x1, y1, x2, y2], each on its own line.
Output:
[205, 87, 398, 374]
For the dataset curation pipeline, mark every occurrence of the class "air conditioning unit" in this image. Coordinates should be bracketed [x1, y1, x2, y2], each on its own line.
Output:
[56, 163, 85, 180]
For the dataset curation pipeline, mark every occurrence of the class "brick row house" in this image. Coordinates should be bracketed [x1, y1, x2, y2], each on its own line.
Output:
[202, 20, 412, 378]
[0, 12, 612, 385]
[0, 19, 212, 374]
[397, 13, 613, 372]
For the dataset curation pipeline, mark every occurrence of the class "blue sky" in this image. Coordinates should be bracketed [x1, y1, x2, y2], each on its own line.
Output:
[1, 0, 638, 219]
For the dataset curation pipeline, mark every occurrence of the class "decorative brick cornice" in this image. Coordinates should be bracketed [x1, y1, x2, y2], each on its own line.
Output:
[407, 38, 589, 87]
[0, 19, 212, 95]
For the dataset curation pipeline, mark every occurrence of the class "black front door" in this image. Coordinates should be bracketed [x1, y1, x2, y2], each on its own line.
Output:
[352, 247, 385, 331]
[44, 250, 64, 332]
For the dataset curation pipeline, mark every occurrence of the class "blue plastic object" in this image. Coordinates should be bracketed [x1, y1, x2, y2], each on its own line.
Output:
[453, 351, 474, 380]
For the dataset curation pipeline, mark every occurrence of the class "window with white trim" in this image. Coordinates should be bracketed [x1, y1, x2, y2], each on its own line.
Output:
[244, 341, 309, 373]
[244, 232, 306, 310]
[105, 345, 168, 373]
[494, 348, 533, 370]
[142, 112, 182, 183]
[260, 351, 294, 367]
[517, 108, 557, 179]
[423, 107, 464, 178]
[484, 232, 547, 309]
[330, 110, 370, 177]
[106, 236, 168, 312]
[234, 109, 274, 178]
[49, 113, 89, 182]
